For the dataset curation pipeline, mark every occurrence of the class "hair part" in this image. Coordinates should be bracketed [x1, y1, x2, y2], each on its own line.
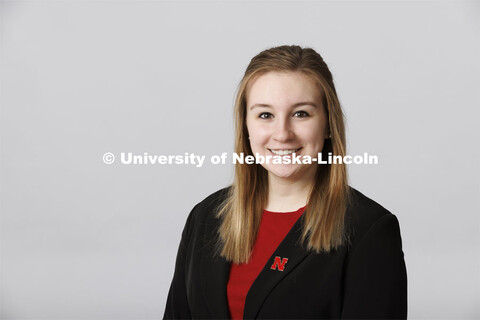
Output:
[216, 45, 351, 264]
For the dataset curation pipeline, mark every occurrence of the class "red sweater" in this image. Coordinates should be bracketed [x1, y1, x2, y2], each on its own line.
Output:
[227, 206, 305, 320]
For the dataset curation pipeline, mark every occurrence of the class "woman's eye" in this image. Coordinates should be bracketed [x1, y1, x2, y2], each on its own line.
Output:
[259, 112, 273, 119]
[294, 111, 310, 118]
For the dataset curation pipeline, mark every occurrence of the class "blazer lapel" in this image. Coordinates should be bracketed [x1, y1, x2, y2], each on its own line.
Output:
[243, 214, 310, 319]
[200, 218, 232, 319]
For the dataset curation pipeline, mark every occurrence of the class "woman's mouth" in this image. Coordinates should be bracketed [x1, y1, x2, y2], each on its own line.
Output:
[268, 148, 302, 156]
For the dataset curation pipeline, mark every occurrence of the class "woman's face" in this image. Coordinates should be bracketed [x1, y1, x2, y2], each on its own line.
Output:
[245, 71, 329, 182]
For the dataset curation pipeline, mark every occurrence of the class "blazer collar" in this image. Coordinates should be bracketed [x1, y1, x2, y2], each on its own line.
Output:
[200, 212, 309, 319]
[243, 214, 309, 319]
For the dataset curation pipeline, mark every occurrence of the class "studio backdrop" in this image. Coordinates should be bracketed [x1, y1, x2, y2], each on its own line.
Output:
[1, 1, 479, 319]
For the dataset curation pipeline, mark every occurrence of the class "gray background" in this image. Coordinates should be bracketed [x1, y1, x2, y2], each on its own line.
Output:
[1, 0, 479, 319]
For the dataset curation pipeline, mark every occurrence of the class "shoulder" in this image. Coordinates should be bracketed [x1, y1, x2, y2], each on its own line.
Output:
[177, 186, 232, 254]
[345, 187, 402, 247]
[193, 186, 231, 216]
[184, 186, 231, 230]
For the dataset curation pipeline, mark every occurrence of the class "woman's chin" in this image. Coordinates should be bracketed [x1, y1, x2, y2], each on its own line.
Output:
[265, 165, 313, 181]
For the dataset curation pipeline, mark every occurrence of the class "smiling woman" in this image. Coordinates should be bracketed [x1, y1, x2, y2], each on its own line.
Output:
[164, 45, 407, 320]
[246, 71, 329, 185]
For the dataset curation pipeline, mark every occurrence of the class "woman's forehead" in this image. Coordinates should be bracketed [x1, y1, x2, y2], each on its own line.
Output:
[246, 71, 323, 107]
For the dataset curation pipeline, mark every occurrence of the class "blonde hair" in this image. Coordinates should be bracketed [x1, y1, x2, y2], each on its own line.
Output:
[217, 45, 350, 264]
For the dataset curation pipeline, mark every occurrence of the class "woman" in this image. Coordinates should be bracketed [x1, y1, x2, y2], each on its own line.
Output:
[164, 45, 407, 319]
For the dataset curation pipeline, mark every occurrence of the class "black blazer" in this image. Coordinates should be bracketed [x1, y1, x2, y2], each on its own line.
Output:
[164, 187, 407, 319]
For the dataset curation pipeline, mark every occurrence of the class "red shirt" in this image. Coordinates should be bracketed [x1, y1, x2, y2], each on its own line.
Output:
[227, 206, 305, 320]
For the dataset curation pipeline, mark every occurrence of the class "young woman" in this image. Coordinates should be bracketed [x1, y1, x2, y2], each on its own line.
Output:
[164, 45, 407, 319]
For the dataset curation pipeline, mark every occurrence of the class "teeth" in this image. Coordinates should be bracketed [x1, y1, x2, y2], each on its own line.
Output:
[270, 149, 299, 156]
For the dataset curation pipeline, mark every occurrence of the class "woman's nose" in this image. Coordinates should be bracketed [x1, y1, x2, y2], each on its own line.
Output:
[272, 117, 294, 141]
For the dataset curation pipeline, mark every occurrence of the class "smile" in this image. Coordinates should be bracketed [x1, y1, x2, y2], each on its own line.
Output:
[268, 148, 302, 156]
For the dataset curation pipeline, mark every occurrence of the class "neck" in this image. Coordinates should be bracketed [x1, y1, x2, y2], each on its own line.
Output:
[265, 172, 315, 212]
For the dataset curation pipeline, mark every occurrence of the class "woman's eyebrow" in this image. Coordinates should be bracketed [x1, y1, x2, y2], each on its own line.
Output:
[249, 101, 319, 110]
[292, 101, 319, 108]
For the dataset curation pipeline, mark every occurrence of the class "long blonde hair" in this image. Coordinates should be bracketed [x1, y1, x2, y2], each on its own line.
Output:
[217, 45, 350, 264]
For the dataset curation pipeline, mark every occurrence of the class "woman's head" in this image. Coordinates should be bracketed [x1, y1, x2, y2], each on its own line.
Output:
[245, 71, 329, 182]
[234, 45, 346, 187]
[218, 45, 349, 263]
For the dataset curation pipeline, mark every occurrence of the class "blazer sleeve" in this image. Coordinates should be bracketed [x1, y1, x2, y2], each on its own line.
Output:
[163, 205, 197, 320]
[341, 213, 408, 319]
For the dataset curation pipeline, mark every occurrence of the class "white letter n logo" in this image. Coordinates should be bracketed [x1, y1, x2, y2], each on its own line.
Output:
[270, 256, 288, 271]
